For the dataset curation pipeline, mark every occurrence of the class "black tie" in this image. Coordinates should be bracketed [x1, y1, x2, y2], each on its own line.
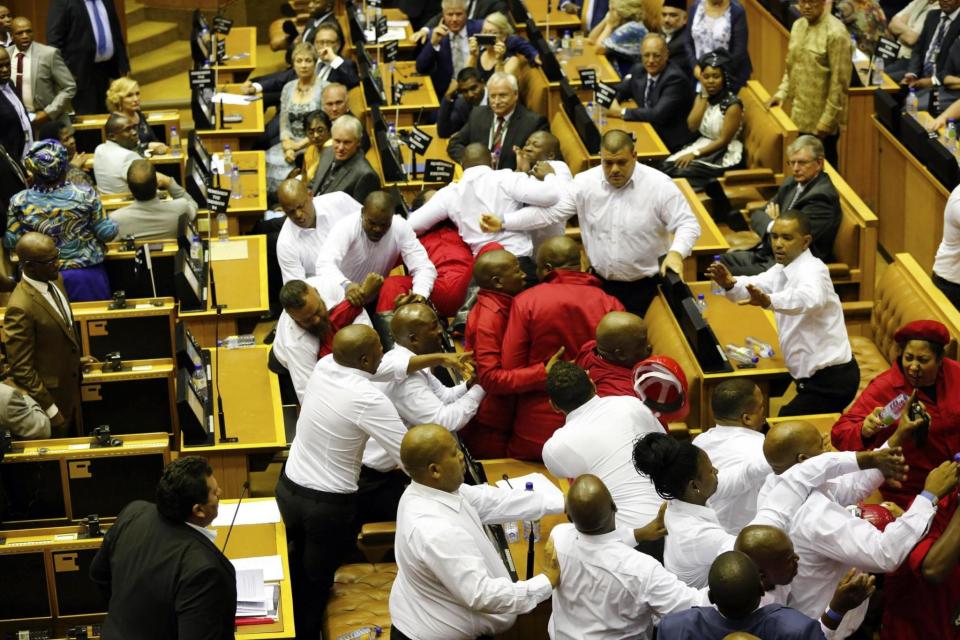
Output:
[644, 77, 657, 108]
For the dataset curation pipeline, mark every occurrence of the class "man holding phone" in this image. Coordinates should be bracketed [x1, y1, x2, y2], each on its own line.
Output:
[437, 67, 487, 138]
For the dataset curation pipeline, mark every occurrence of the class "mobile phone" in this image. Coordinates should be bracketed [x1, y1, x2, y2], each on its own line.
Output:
[475, 34, 497, 46]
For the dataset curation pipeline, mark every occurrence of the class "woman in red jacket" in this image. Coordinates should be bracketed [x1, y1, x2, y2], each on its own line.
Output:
[831, 319, 960, 508]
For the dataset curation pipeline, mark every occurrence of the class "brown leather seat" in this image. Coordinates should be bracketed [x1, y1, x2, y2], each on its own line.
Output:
[324, 562, 397, 639]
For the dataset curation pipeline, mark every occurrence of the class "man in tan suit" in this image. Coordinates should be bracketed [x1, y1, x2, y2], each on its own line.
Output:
[3, 232, 85, 437]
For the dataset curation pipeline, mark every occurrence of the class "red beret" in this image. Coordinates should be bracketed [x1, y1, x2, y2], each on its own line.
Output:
[849, 502, 896, 531]
[893, 320, 950, 347]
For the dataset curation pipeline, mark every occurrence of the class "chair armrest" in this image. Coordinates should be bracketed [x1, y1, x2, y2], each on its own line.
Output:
[842, 300, 873, 322]
[721, 168, 777, 186]
[827, 262, 851, 278]
[359, 521, 397, 547]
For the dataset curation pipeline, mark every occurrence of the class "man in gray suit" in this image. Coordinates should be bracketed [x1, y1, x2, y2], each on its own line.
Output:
[8, 17, 76, 127]
[110, 160, 197, 240]
[0, 377, 51, 439]
[310, 114, 380, 203]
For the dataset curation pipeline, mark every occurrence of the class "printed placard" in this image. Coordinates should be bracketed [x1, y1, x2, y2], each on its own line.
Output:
[375, 15, 388, 39]
[405, 127, 433, 155]
[384, 39, 399, 62]
[595, 82, 617, 109]
[425, 159, 455, 182]
[189, 69, 214, 90]
[212, 15, 233, 35]
[578, 67, 598, 90]
[206, 185, 231, 214]
[875, 36, 900, 61]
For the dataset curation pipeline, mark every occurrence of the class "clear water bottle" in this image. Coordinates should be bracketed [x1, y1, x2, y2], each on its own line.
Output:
[573, 32, 584, 57]
[871, 57, 884, 86]
[387, 123, 401, 156]
[222, 144, 233, 174]
[491, 147, 501, 169]
[711, 254, 725, 295]
[521, 481, 541, 543]
[192, 364, 208, 401]
[696, 293, 707, 314]
[230, 164, 242, 199]
[879, 392, 910, 426]
[745, 336, 775, 358]
[946, 119, 958, 154]
[725, 344, 759, 366]
[217, 212, 229, 242]
[598, 104, 607, 128]
[169, 126, 181, 156]
[220, 334, 256, 349]
[585, 101, 596, 125]
[906, 88, 919, 117]
[335, 626, 382, 640]
[561, 30, 572, 58]
[549, 35, 558, 54]
[502, 519, 520, 543]
[189, 233, 202, 262]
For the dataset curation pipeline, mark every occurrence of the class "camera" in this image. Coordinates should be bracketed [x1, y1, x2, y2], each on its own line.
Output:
[92, 425, 122, 448]
[109, 289, 127, 310]
[104, 352, 123, 372]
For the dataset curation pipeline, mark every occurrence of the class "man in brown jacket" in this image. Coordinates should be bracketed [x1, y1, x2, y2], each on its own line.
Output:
[3, 232, 85, 436]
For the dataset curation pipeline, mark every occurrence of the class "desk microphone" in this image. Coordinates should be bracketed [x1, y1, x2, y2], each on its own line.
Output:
[221, 480, 249, 556]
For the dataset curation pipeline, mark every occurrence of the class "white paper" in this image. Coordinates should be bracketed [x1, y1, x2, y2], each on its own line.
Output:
[212, 499, 282, 526]
[231, 555, 284, 581]
[363, 28, 407, 42]
[494, 472, 564, 503]
[213, 92, 257, 105]
[236, 584, 279, 618]
[387, 20, 409, 28]
[236, 568, 264, 602]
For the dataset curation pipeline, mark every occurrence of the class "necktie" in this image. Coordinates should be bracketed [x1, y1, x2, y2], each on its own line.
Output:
[451, 32, 466, 77]
[787, 184, 804, 210]
[87, 0, 109, 58]
[319, 161, 338, 193]
[47, 283, 73, 331]
[924, 14, 950, 77]
[13, 52, 23, 100]
[643, 77, 656, 108]
[490, 116, 506, 167]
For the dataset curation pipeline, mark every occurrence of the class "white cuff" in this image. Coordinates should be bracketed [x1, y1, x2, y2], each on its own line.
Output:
[252, 82, 263, 92]
[526, 573, 554, 600]
[45, 403, 60, 418]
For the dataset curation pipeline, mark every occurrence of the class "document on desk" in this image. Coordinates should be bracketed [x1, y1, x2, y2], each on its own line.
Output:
[236, 568, 265, 602]
[212, 92, 259, 105]
[212, 499, 282, 526]
[494, 472, 563, 502]
[210, 240, 249, 261]
[231, 555, 284, 581]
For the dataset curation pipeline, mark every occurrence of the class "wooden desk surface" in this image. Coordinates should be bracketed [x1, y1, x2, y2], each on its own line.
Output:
[768, 413, 841, 438]
[181, 235, 269, 317]
[213, 27, 258, 76]
[381, 61, 440, 112]
[852, 62, 900, 95]
[370, 124, 463, 189]
[553, 44, 620, 89]
[182, 346, 285, 453]
[600, 105, 671, 162]
[196, 86, 266, 138]
[81, 358, 176, 384]
[211, 150, 269, 215]
[3, 432, 169, 461]
[71, 297, 177, 319]
[342, 9, 415, 52]
[520, 0, 584, 30]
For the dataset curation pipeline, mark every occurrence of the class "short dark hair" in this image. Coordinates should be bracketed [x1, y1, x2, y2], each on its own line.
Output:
[456, 66, 484, 84]
[778, 209, 811, 236]
[104, 112, 129, 137]
[156, 456, 213, 522]
[314, 21, 344, 49]
[127, 159, 157, 201]
[279, 280, 310, 311]
[601, 129, 635, 154]
[37, 120, 69, 142]
[633, 432, 701, 500]
[546, 361, 594, 413]
[306, 109, 332, 131]
[711, 379, 759, 422]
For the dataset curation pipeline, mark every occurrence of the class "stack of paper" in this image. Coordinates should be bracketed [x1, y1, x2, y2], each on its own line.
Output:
[494, 472, 564, 503]
[235, 568, 280, 621]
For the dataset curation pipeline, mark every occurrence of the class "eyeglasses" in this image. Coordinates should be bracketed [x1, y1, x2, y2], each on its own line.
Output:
[25, 250, 60, 266]
[787, 158, 817, 166]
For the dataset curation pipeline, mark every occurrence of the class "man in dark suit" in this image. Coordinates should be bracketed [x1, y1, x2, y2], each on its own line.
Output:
[609, 33, 695, 153]
[903, 0, 960, 112]
[437, 66, 486, 138]
[90, 456, 237, 640]
[0, 48, 31, 161]
[416, 0, 510, 32]
[447, 71, 549, 170]
[559, 0, 609, 30]
[3, 233, 84, 437]
[47, 0, 129, 114]
[660, 0, 692, 74]
[310, 114, 381, 202]
[415, 0, 482, 99]
[721, 135, 841, 276]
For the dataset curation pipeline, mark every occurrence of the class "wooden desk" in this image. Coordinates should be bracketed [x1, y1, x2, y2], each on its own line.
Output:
[71, 297, 177, 361]
[72, 110, 182, 152]
[203, 150, 269, 234]
[768, 413, 841, 439]
[182, 346, 286, 498]
[873, 116, 950, 272]
[180, 235, 270, 346]
[366, 124, 463, 201]
[519, 0, 583, 31]
[196, 86, 266, 150]
[380, 61, 440, 126]
[594, 107, 671, 164]
[678, 179, 730, 280]
[80, 359, 178, 439]
[213, 27, 258, 83]
[341, 9, 416, 55]
[545, 44, 621, 114]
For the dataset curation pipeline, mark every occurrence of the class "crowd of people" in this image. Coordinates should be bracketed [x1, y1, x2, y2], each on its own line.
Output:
[2, 0, 960, 639]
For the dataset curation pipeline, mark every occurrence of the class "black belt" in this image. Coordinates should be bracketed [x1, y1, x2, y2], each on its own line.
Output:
[278, 468, 357, 504]
[391, 628, 492, 640]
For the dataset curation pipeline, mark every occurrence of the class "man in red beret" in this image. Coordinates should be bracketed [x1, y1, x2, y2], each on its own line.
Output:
[832, 318, 960, 508]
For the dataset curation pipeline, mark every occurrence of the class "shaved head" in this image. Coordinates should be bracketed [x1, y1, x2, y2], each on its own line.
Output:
[473, 249, 525, 295]
[461, 143, 492, 169]
[277, 178, 309, 202]
[401, 424, 464, 492]
[735, 525, 799, 590]
[595, 311, 650, 368]
[708, 551, 763, 620]
[566, 474, 617, 535]
[763, 421, 824, 475]
[390, 303, 442, 354]
[331, 325, 383, 374]
[16, 232, 59, 283]
[536, 236, 582, 279]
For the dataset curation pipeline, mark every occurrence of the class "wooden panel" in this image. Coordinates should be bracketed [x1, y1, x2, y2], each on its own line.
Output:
[740, 0, 789, 94]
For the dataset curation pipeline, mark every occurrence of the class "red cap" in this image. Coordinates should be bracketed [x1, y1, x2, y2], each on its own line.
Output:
[633, 356, 689, 424]
[893, 320, 950, 347]
[850, 502, 896, 531]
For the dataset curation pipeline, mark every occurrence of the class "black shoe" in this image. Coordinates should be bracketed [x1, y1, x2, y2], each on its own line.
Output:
[264, 327, 277, 345]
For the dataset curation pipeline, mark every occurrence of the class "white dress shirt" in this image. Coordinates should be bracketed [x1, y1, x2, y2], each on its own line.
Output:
[725, 249, 851, 379]
[542, 395, 665, 528]
[20, 274, 73, 420]
[93, 140, 142, 195]
[767, 467, 937, 639]
[12, 45, 32, 112]
[503, 160, 577, 252]
[548, 523, 708, 640]
[572, 164, 701, 281]
[276, 192, 361, 284]
[83, 0, 116, 63]
[362, 344, 486, 472]
[271, 276, 372, 402]
[186, 521, 218, 542]
[693, 424, 771, 533]
[317, 214, 437, 298]
[285, 355, 408, 493]
[934, 183, 960, 284]
[408, 164, 562, 257]
[390, 481, 563, 640]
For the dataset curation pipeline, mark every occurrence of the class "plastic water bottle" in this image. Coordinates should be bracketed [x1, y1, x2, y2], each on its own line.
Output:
[561, 30, 572, 57]
[217, 212, 229, 242]
[335, 626, 382, 640]
[549, 35, 558, 54]
[521, 482, 541, 543]
[230, 164, 242, 199]
[502, 519, 520, 543]
[192, 364, 208, 402]
[219, 334, 256, 349]
[871, 57, 884, 86]
[696, 293, 707, 314]
[222, 144, 233, 174]
[710, 255, 726, 295]
[189, 233, 202, 262]
[879, 392, 910, 426]
[585, 101, 596, 125]
[946, 119, 958, 154]
[387, 123, 401, 156]
[725, 344, 759, 366]
[491, 147, 501, 169]
[169, 126, 181, 156]
[745, 336, 775, 358]
[573, 33, 585, 57]
[906, 88, 919, 117]
[598, 104, 607, 128]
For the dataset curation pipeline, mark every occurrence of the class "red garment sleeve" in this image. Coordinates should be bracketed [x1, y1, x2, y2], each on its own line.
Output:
[474, 309, 547, 394]
[831, 373, 895, 451]
[317, 300, 364, 359]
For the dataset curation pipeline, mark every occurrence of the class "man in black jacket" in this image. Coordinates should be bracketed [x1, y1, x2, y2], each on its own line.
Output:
[310, 114, 381, 201]
[660, 0, 692, 74]
[90, 456, 236, 640]
[903, 0, 960, 112]
[608, 33, 695, 152]
[447, 71, 548, 170]
[721, 135, 841, 275]
[437, 67, 486, 138]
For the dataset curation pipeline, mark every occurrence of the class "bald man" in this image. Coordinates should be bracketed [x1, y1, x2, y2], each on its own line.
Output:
[658, 551, 828, 639]
[548, 474, 704, 639]
[757, 420, 958, 638]
[501, 236, 624, 460]
[276, 324, 410, 640]
[735, 525, 799, 607]
[574, 311, 652, 397]
[458, 247, 562, 458]
[317, 190, 437, 343]
[275, 178, 361, 283]
[389, 424, 563, 640]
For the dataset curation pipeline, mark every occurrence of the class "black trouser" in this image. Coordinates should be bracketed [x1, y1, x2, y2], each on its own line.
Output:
[599, 275, 660, 317]
[275, 471, 357, 640]
[391, 627, 493, 640]
[635, 536, 665, 564]
[355, 465, 410, 528]
[779, 358, 860, 417]
[934, 272, 960, 312]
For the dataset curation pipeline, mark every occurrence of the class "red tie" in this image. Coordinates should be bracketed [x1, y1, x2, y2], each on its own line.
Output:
[491, 116, 505, 167]
[13, 52, 23, 100]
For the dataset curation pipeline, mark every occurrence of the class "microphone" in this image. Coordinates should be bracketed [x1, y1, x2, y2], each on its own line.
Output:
[221, 480, 249, 556]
